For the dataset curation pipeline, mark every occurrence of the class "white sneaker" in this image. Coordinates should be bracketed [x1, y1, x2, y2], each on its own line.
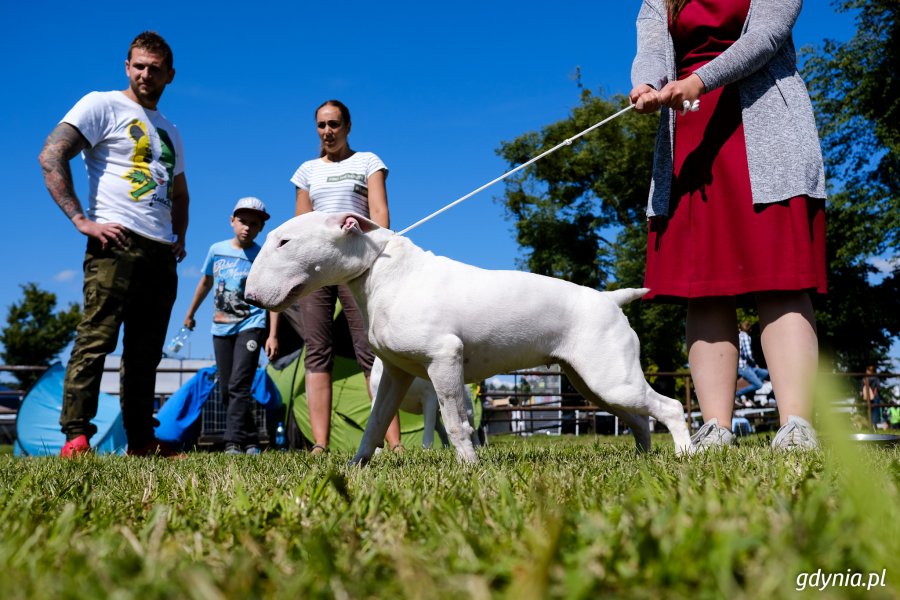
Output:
[771, 415, 819, 450]
[691, 417, 734, 450]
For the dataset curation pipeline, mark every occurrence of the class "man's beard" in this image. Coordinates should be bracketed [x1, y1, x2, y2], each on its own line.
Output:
[131, 81, 163, 106]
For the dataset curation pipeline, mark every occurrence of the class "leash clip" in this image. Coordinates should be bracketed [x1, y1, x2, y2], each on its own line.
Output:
[681, 99, 700, 116]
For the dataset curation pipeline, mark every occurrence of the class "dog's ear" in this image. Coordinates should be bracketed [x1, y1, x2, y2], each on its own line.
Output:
[342, 216, 361, 233]
[340, 213, 380, 235]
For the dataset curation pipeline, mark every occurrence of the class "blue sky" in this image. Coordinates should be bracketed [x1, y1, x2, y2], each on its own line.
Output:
[1, 1, 869, 366]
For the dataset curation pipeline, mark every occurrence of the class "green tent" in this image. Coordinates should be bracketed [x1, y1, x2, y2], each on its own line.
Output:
[266, 302, 481, 452]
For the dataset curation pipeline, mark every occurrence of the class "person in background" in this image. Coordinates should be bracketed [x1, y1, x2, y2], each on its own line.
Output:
[630, 0, 826, 449]
[886, 401, 900, 431]
[183, 197, 280, 454]
[285, 99, 402, 454]
[736, 320, 769, 404]
[39, 31, 189, 457]
[861, 365, 881, 427]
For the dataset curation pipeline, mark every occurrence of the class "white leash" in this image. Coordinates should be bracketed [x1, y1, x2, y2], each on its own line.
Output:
[396, 103, 637, 237]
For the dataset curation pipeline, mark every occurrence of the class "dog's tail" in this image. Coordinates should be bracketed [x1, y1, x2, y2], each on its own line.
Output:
[605, 287, 649, 307]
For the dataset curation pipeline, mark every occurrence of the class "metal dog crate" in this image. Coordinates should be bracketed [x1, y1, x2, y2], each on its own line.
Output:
[199, 375, 272, 447]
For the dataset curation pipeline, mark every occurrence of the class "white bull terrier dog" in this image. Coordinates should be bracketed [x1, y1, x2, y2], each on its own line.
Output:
[369, 356, 479, 449]
[245, 212, 692, 464]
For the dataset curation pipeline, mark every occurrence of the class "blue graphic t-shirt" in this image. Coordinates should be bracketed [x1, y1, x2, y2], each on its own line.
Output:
[202, 240, 267, 336]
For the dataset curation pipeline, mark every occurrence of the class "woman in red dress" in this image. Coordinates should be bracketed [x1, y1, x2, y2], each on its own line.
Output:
[630, 0, 826, 449]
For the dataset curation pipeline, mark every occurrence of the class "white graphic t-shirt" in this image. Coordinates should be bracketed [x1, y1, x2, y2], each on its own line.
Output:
[62, 91, 185, 243]
[290, 151, 387, 216]
[203, 240, 267, 337]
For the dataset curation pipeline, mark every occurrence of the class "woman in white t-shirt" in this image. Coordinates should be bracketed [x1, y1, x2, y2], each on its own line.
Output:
[287, 99, 402, 454]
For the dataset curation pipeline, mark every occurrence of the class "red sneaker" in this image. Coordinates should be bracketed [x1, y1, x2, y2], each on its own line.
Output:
[60, 434, 91, 458]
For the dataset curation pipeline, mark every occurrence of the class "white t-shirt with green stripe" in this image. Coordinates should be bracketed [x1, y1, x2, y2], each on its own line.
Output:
[290, 151, 387, 217]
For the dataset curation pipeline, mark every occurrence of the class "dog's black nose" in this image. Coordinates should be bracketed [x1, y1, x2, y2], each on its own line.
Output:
[244, 291, 264, 309]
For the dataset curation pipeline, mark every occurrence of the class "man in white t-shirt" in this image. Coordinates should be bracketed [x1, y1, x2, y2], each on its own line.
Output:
[38, 31, 190, 457]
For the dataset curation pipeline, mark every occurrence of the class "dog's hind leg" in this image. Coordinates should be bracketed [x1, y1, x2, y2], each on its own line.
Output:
[427, 337, 477, 463]
[350, 363, 414, 466]
[644, 387, 693, 456]
[561, 365, 652, 453]
[560, 353, 691, 456]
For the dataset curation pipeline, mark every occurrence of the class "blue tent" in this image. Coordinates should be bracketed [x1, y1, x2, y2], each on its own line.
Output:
[14, 362, 280, 455]
[15, 362, 126, 456]
[154, 366, 280, 445]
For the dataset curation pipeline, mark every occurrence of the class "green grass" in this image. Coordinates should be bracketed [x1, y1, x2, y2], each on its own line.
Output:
[1, 434, 898, 600]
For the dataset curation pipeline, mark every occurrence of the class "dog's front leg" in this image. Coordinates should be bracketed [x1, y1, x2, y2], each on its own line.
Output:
[427, 338, 477, 463]
[350, 364, 414, 466]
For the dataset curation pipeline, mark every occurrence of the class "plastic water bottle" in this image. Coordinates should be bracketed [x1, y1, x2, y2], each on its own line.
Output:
[165, 327, 191, 358]
[275, 421, 286, 450]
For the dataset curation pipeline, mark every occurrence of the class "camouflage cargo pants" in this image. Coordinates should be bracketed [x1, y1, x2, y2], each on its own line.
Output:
[60, 232, 177, 447]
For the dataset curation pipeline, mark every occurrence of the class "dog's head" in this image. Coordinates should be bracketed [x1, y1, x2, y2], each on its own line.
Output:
[245, 211, 385, 311]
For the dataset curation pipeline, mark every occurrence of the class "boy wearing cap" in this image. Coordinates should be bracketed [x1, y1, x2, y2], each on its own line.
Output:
[183, 197, 279, 454]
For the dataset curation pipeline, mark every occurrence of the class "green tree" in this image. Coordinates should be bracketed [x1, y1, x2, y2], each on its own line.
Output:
[0, 283, 81, 389]
[497, 89, 655, 287]
[496, 89, 687, 384]
[802, 0, 899, 369]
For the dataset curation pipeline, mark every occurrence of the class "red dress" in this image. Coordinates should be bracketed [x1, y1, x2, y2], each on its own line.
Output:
[643, 0, 827, 300]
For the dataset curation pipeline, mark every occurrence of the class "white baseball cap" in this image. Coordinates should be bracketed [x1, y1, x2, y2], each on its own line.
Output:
[232, 197, 270, 221]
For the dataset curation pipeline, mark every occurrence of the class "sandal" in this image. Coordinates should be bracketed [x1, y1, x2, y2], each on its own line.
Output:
[310, 444, 328, 455]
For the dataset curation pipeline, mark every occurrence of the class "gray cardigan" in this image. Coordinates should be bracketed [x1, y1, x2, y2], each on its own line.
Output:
[631, 0, 826, 218]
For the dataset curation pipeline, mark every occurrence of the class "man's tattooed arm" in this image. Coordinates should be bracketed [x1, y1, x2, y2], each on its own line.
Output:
[38, 123, 89, 220]
[39, 123, 126, 249]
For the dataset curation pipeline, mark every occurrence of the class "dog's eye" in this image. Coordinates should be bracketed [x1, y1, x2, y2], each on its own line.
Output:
[277, 239, 289, 248]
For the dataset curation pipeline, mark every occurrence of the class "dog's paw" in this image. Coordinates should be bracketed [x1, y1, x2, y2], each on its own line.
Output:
[456, 447, 478, 464]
